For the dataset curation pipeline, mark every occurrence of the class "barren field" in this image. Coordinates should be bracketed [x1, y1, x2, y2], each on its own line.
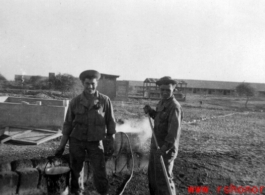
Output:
[112, 95, 265, 195]
[1, 92, 265, 195]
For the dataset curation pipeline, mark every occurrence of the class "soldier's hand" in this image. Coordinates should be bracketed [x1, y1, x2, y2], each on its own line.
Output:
[105, 145, 114, 158]
[103, 136, 114, 158]
[143, 105, 152, 114]
[156, 145, 168, 156]
[54, 147, 65, 157]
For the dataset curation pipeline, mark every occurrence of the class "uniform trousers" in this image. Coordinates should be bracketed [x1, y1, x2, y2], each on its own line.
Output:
[69, 138, 108, 195]
[148, 145, 177, 195]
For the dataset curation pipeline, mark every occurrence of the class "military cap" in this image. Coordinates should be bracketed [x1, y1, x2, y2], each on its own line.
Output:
[156, 76, 177, 86]
[79, 70, 101, 81]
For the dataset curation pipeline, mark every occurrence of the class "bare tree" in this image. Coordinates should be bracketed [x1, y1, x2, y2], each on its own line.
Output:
[236, 83, 256, 108]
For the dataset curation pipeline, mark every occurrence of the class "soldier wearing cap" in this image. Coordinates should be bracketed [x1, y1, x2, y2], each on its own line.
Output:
[55, 70, 116, 195]
[144, 76, 183, 195]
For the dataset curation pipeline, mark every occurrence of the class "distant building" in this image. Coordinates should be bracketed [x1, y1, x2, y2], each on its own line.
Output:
[183, 79, 265, 97]
[127, 80, 144, 97]
[49, 73, 55, 82]
[70, 73, 120, 100]
[14, 75, 48, 82]
[126, 79, 265, 97]
[14, 72, 120, 100]
[97, 73, 119, 100]
[142, 78, 187, 101]
[116, 81, 129, 101]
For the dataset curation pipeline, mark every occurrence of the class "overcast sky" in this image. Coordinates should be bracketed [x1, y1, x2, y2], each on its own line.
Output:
[0, 0, 264, 83]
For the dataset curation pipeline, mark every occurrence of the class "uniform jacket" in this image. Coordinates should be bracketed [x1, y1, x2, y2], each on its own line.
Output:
[62, 91, 116, 141]
[150, 96, 183, 149]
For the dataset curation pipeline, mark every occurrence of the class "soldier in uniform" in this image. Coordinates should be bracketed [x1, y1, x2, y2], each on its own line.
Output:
[55, 70, 116, 195]
[144, 76, 183, 195]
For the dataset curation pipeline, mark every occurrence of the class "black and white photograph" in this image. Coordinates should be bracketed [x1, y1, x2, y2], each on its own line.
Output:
[0, 0, 265, 195]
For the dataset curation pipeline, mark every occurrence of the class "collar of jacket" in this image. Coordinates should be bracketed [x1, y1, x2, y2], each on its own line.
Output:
[157, 96, 174, 111]
[80, 90, 100, 110]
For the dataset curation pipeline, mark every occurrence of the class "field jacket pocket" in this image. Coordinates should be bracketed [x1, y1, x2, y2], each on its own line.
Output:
[73, 106, 88, 125]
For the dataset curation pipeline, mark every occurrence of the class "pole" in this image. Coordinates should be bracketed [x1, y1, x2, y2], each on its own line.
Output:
[147, 115, 175, 195]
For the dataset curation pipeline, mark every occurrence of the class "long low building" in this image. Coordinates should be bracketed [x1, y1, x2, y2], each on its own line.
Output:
[183, 79, 265, 96]
[125, 79, 265, 97]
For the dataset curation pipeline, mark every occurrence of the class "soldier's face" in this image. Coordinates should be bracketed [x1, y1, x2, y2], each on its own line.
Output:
[83, 78, 98, 94]
[160, 84, 175, 99]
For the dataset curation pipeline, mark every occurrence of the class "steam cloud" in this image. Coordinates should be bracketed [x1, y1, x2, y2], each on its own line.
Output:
[116, 117, 152, 145]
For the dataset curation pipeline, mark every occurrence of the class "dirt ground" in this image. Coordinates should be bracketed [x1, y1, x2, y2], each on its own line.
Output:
[1, 92, 265, 195]
[112, 95, 265, 195]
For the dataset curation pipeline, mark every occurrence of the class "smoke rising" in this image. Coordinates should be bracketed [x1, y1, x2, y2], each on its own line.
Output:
[116, 117, 152, 145]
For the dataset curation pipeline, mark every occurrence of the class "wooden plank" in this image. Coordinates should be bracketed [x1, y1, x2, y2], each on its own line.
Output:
[33, 128, 61, 133]
[1, 126, 62, 145]
[13, 132, 54, 142]
[11, 131, 62, 145]
[35, 132, 62, 145]
[9, 126, 59, 133]
[1, 130, 32, 143]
